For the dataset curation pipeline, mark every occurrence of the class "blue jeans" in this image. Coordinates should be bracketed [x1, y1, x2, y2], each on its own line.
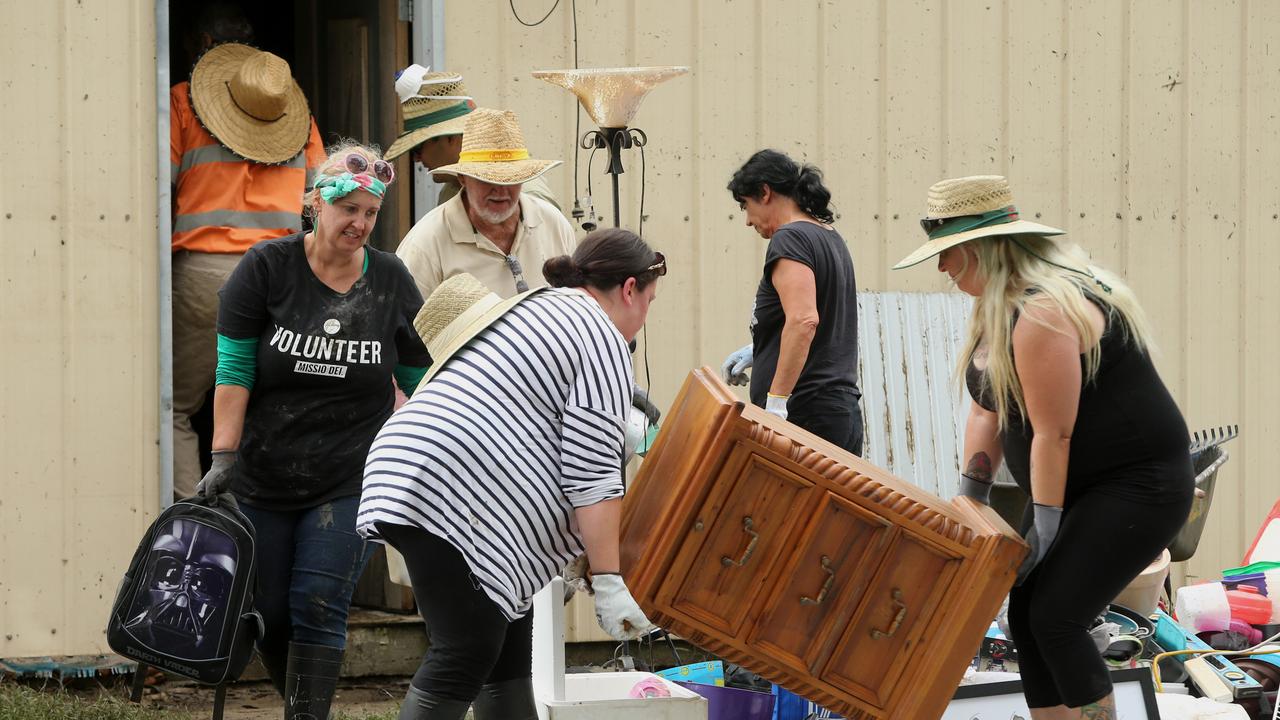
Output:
[239, 495, 373, 655]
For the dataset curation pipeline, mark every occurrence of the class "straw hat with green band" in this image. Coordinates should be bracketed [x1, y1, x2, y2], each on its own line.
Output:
[385, 66, 478, 162]
[892, 175, 1066, 270]
[430, 108, 561, 186]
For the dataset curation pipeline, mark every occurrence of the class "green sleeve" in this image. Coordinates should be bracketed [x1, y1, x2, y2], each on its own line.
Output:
[394, 364, 429, 396]
[216, 334, 258, 389]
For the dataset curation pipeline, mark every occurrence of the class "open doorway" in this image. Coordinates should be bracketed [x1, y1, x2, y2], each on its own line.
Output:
[165, 0, 412, 483]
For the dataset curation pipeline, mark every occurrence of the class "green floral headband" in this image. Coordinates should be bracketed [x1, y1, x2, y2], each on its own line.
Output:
[315, 172, 387, 203]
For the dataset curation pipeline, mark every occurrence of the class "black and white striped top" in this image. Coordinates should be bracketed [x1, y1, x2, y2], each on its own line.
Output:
[357, 288, 632, 620]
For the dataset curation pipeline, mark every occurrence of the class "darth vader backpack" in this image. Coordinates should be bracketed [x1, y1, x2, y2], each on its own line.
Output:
[107, 494, 262, 697]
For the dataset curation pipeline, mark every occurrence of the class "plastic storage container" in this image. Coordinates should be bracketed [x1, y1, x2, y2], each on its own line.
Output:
[675, 681, 775, 720]
[1174, 582, 1232, 632]
[1225, 585, 1274, 625]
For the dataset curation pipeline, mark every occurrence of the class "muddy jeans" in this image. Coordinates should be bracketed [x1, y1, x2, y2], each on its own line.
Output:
[172, 250, 243, 499]
[240, 495, 374, 659]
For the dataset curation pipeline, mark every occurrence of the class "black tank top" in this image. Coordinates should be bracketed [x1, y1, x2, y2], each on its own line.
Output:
[966, 299, 1193, 505]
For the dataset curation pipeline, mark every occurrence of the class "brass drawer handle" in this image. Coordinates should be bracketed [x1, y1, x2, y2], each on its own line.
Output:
[720, 516, 760, 567]
[869, 588, 907, 640]
[799, 555, 835, 606]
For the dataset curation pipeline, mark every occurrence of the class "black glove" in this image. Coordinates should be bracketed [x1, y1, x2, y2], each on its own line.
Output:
[631, 385, 661, 426]
[195, 450, 237, 500]
[958, 473, 994, 505]
[1014, 503, 1063, 586]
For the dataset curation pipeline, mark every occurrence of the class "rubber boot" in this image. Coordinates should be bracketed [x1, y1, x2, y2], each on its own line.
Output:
[284, 641, 344, 720]
[471, 677, 537, 720]
[396, 684, 472, 720]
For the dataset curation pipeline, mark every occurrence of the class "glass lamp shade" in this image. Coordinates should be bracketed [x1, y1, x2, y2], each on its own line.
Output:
[531, 66, 689, 128]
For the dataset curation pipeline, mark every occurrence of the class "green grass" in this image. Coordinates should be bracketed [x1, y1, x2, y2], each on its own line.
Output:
[0, 683, 189, 720]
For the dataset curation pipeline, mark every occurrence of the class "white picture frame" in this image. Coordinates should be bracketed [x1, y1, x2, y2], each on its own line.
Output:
[942, 668, 1160, 719]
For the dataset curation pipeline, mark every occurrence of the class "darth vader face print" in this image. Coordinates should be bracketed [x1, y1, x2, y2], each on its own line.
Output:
[123, 518, 237, 660]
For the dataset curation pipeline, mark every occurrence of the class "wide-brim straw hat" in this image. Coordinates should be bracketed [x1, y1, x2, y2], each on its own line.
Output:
[892, 175, 1066, 270]
[430, 108, 561, 186]
[190, 43, 310, 164]
[384, 67, 477, 161]
[413, 273, 545, 388]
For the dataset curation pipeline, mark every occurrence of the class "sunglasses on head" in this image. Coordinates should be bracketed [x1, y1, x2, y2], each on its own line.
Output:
[643, 251, 667, 277]
[344, 153, 395, 184]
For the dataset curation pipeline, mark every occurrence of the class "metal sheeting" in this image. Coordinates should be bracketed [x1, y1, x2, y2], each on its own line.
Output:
[858, 292, 973, 498]
[0, 0, 159, 656]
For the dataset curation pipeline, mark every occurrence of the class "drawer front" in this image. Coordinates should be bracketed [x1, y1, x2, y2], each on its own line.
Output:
[820, 532, 961, 708]
[671, 452, 813, 635]
[747, 493, 892, 673]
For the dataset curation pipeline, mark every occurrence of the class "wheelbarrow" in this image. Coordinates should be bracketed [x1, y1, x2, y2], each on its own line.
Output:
[1169, 425, 1238, 562]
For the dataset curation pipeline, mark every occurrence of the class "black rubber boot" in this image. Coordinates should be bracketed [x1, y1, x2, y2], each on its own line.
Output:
[284, 641, 344, 720]
[471, 677, 537, 720]
[396, 684, 472, 720]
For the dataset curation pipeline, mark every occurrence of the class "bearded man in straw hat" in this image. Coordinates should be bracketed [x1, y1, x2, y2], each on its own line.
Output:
[169, 40, 324, 500]
[385, 65, 560, 212]
[395, 108, 576, 301]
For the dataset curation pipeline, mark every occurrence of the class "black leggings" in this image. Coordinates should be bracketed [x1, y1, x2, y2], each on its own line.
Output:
[1007, 482, 1191, 708]
[375, 522, 533, 701]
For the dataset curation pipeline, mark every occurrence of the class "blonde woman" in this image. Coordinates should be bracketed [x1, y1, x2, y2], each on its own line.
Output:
[196, 142, 431, 720]
[894, 176, 1192, 720]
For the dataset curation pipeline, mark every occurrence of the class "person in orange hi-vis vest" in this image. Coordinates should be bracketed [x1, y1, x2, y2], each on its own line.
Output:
[170, 35, 324, 501]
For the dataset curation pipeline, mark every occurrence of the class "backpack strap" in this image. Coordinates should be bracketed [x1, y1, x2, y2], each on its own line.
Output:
[212, 684, 227, 720]
[129, 662, 147, 703]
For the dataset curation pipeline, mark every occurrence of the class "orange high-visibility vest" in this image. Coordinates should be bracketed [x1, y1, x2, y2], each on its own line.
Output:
[170, 81, 325, 254]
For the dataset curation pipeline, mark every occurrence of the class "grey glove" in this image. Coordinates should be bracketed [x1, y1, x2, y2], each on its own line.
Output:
[721, 344, 752, 386]
[631, 385, 661, 426]
[1014, 503, 1063, 586]
[958, 473, 994, 506]
[195, 449, 237, 499]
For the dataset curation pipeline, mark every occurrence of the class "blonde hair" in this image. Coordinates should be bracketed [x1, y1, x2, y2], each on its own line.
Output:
[303, 139, 388, 218]
[958, 234, 1155, 429]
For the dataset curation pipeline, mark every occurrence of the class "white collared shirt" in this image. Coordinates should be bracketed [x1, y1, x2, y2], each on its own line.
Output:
[396, 190, 577, 300]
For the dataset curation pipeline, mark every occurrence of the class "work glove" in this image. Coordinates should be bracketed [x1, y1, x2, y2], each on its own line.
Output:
[590, 573, 656, 641]
[195, 449, 237, 500]
[631, 385, 661, 426]
[561, 554, 591, 604]
[958, 473, 994, 506]
[721, 344, 753, 386]
[1014, 503, 1063, 587]
[765, 394, 789, 422]
[623, 406, 649, 462]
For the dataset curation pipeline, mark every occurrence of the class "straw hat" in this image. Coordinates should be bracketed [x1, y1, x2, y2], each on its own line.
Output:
[413, 273, 545, 387]
[384, 66, 477, 161]
[190, 43, 310, 164]
[892, 175, 1066, 270]
[429, 109, 561, 186]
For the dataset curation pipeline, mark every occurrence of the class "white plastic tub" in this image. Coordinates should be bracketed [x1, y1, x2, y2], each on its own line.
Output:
[538, 671, 706, 720]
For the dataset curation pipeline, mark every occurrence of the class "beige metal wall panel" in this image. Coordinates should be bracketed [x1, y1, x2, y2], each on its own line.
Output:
[447, 0, 1280, 596]
[0, 0, 159, 656]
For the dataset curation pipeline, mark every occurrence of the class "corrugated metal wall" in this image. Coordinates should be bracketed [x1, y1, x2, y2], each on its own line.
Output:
[447, 0, 1280, 588]
[0, 0, 159, 656]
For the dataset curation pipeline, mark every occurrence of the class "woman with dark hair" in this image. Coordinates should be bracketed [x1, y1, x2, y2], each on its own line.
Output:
[358, 228, 663, 720]
[722, 149, 863, 455]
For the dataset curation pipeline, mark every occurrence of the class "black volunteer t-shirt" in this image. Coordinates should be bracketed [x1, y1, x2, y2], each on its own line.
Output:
[749, 221, 860, 411]
[217, 233, 430, 510]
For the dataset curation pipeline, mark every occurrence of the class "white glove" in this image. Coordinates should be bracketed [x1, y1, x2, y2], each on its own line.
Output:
[590, 573, 655, 640]
[765, 394, 789, 421]
[721, 344, 753, 386]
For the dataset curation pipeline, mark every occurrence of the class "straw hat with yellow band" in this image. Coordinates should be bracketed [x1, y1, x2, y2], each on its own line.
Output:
[892, 175, 1066, 270]
[429, 108, 562, 186]
[384, 66, 477, 162]
[190, 43, 311, 164]
[412, 273, 547, 388]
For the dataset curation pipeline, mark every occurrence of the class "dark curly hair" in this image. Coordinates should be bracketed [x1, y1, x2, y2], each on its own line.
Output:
[727, 149, 835, 224]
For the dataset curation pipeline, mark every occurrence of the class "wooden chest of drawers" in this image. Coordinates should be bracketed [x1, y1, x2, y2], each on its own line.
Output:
[621, 368, 1027, 720]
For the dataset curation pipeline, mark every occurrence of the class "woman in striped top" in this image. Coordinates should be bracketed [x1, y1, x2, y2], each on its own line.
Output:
[358, 228, 664, 720]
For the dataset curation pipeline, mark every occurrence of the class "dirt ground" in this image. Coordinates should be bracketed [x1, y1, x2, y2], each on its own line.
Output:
[138, 677, 409, 719]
